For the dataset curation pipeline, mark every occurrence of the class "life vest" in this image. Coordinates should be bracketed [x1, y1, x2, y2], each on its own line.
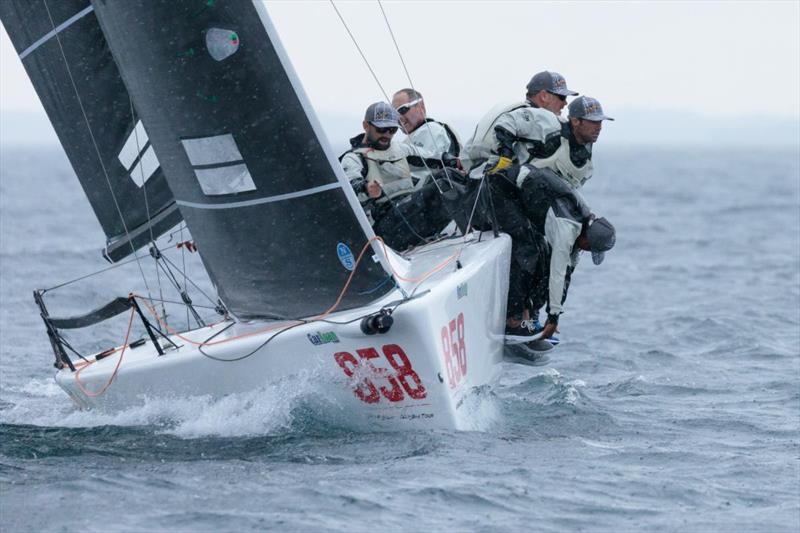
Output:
[343, 144, 414, 202]
[462, 101, 529, 169]
[528, 136, 594, 189]
[426, 118, 461, 157]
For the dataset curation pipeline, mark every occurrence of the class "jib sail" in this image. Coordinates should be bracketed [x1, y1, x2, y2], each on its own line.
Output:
[0, 0, 182, 262]
[90, 0, 393, 319]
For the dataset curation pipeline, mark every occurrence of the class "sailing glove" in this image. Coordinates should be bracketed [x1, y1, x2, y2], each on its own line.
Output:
[487, 156, 513, 175]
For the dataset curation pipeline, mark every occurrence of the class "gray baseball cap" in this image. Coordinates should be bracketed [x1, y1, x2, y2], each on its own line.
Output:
[586, 216, 616, 265]
[364, 102, 400, 128]
[568, 96, 615, 122]
[526, 71, 579, 97]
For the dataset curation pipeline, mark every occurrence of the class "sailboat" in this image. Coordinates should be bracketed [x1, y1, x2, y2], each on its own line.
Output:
[1, 0, 512, 430]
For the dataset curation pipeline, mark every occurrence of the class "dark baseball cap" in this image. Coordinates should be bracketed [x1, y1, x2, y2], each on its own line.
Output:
[568, 96, 615, 122]
[586, 216, 616, 265]
[364, 102, 400, 128]
[526, 71, 579, 97]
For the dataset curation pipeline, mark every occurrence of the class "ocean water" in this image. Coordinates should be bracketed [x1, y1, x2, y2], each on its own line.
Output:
[1, 145, 798, 532]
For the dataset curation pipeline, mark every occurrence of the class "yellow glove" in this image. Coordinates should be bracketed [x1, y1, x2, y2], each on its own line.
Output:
[487, 156, 512, 174]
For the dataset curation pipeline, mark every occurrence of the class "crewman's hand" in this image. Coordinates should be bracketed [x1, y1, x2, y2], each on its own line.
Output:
[539, 322, 558, 340]
[367, 180, 382, 198]
[540, 314, 560, 340]
[487, 156, 512, 175]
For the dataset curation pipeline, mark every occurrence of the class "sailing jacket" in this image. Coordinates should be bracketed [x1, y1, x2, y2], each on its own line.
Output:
[463, 100, 561, 176]
[402, 118, 461, 186]
[340, 134, 450, 222]
[517, 165, 592, 316]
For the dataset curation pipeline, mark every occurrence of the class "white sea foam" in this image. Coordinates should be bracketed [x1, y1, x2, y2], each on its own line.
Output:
[1, 370, 325, 438]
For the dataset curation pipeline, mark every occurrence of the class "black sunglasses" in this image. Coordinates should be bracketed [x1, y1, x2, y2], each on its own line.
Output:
[547, 91, 567, 102]
[374, 126, 398, 134]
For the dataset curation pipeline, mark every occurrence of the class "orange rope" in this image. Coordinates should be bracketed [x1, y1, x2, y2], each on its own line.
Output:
[73, 306, 136, 397]
[133, 235, 458, 349]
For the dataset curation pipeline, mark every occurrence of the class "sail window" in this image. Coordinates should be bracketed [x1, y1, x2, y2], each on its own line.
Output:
[118, 120, 160, 188]
[181, 134, 242, 166]
[205, 28, 240, 62]
[181, 134, 256, 196]
[118, 120, 149, 169]
[129, 146, 160, 187]
[193, 164, 256, 196]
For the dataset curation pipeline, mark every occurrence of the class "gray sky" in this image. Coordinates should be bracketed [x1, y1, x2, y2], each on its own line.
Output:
[2, 1, 799, 144]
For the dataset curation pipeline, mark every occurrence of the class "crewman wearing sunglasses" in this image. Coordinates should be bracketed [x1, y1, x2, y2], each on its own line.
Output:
[391, 88, 462, 186]
[339, 102, 459, 251]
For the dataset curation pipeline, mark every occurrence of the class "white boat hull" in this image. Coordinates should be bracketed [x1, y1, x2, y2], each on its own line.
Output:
[55, 233, 512, 430]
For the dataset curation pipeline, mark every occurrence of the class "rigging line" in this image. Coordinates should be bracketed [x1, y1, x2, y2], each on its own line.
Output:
[128, 97, 165, 322]
[330, 0, 445, 240]
[329, 1, 391, 102]
[158, 254, 219, 308]
[454, 175, 491, 263]
[153, 254, 206, 328]
[43, 255, 141, 292]
[376, 0, 453, 194]
[180, 225, 189, 329]
[41, 0, 152, 296]
[137, 296, 219, 311]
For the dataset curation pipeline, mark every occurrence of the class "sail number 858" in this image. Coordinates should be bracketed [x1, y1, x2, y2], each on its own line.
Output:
[335, 344, 426, 404]
[441, 312, 467, 388]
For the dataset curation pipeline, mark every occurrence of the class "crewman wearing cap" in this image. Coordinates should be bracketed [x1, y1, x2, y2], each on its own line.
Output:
[525, 96, 615, 190]
[462, 70, 577, 175]
[508, 96, 615, 340]
[339, 101, 458, 251]
[506, 165, 616, 342]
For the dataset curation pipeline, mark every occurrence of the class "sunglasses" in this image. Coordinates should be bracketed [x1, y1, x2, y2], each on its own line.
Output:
[547, 91, 568, 102]
[374, 126, 398, 134]
[395, 98, 422, 115]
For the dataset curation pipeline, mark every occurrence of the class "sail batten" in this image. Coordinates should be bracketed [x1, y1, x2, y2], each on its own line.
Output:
[19, 4, 94, 59]
[175, 183, 343, 210]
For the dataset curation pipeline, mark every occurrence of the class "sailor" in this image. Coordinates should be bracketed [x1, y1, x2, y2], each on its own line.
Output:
[504, 165, 616, 341]
[459, 72, 577, 339]
[505, 95, 616, 334]
[340, 102, 458, 251]
[391, 88, 462, 185]
[462, 70, 578, 175]
[525, 96, 615, 190]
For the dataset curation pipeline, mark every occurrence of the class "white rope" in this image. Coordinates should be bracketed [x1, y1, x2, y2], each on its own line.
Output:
[42, 0, 153, 298]
[375, 1, 486, 252]
[329, 1, 391, 103]
[376, 0, 453, 193]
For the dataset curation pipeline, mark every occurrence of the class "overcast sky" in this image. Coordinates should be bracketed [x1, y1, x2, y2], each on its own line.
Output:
[2, 1, 798, 143]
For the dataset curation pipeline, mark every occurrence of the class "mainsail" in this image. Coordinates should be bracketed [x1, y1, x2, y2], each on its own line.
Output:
[89, 0, 393, 319]
[0, 0, 182, 262]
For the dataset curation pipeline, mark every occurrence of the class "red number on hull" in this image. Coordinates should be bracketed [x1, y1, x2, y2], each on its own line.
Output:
[440, 312, 467, 388]
[335, 344, 427, 404]
[356, 347, 404, 402]
[334, 351, 380, 404]
[456, 312, 467, 376]
[383, 344, 427, 400]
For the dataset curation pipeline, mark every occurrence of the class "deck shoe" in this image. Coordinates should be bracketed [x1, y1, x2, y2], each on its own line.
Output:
[504, 343, 551, 366]
[504, 319, 543, 344]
